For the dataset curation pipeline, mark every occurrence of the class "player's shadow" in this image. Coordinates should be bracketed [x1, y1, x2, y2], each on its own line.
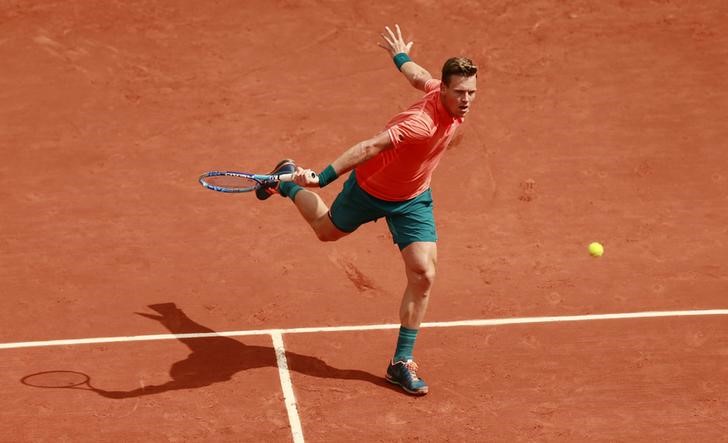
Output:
[84, 303, 396, 398]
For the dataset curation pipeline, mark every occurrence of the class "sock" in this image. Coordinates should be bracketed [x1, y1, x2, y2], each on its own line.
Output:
[393, 326, 418, 361]
[278, 182, 302, 200]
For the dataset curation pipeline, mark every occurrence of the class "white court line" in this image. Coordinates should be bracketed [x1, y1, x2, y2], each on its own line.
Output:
[1, 309, 728, 350]
[271, 331, 305, 443]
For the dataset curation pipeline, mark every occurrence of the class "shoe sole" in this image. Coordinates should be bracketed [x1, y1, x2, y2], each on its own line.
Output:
[385, 374, 429, 395]
[256, 160, 296, 201]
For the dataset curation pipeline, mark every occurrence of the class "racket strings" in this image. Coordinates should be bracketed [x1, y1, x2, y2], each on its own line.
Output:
[204, 175, 258, 190]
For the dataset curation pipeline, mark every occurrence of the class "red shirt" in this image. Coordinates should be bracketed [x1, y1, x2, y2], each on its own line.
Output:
[355, 79, 463, 201]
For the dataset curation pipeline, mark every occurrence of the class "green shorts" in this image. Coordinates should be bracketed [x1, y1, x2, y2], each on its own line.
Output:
[329, 171, 437, 250]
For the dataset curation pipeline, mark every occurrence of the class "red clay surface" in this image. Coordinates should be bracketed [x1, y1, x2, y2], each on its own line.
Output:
[1, 0, 727, 441]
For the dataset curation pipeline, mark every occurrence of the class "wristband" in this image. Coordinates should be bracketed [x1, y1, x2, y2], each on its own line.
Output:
[317, 164, 339, 188]
[393, 53, 412, 71]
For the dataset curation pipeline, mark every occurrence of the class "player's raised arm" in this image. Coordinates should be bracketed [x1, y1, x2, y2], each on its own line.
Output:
[378, 24, 432, 92]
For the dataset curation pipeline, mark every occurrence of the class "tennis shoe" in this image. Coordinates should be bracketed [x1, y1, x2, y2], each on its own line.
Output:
[385, 359, 429, 395]
[256, 159, 296, 200]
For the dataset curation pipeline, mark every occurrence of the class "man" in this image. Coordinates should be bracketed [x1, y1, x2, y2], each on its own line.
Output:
[257, 25, 477, 395]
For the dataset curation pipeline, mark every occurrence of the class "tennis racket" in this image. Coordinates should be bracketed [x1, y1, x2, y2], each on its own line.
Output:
[22, 370, 95, 391]
[198, 170, 318, 193]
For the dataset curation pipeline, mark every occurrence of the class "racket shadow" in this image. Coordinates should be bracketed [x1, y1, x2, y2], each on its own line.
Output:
[24, 303, 395, 399]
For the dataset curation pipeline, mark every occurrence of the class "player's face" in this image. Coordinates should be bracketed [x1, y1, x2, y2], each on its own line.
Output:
[441, 75, 477, 118]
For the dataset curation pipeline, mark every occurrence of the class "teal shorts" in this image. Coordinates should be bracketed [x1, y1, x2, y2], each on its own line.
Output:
[329, 171, 437, 250]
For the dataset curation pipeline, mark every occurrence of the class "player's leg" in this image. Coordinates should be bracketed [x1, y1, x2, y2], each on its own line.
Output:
[384, 190, 437, 395]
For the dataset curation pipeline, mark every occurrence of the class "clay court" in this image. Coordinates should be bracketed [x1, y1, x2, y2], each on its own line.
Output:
[1, 0, 727, 441]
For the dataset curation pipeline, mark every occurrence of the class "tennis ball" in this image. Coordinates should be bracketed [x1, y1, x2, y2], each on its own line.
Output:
[588, 242, 604, 257]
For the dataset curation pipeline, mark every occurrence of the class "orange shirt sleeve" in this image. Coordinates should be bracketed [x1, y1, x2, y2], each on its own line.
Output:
[387, 114, 435, 148]
[424, 78, 441, 92]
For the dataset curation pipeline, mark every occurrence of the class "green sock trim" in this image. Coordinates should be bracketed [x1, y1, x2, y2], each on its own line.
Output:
[278, 181, 302, 199]
[394, 326, 419, 361]
[287, 185, 303, 201]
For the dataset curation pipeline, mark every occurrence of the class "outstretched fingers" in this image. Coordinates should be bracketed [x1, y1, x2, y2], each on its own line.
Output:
[378, 24, 413, 55]
[378, 33, 394, 51]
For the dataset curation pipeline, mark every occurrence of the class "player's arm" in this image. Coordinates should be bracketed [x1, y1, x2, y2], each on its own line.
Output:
[329, 130, 393, 175]
[398, 60, 433, 92]
[378, 24, 433, 92]
[293, 131, 393, 187]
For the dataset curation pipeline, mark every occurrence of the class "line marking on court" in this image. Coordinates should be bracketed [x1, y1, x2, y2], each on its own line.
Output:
[1, 309, 727, 350]
[271, 331, 305, 443]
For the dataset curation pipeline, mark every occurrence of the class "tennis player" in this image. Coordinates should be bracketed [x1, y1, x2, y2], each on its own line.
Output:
[257, 25, 477, 395]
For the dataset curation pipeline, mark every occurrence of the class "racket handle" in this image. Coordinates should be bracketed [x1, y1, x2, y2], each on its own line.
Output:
[277, 171, 319, 184]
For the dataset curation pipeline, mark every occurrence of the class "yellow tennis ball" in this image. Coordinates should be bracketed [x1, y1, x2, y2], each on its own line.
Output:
[588, 242, 604, 257]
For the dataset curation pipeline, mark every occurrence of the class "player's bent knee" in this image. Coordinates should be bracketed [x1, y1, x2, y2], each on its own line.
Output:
[312, 217, 348, 242]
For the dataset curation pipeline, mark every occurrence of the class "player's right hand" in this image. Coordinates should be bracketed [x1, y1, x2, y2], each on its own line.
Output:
[292, 167, 320, 187]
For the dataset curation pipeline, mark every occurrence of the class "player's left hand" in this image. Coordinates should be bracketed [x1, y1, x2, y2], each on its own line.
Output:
[378, 24, 413, 56]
